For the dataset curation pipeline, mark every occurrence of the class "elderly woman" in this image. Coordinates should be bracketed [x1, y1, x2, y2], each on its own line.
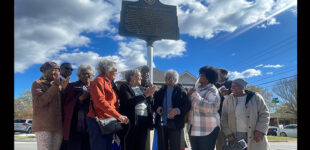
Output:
[118, 69, 157, 150]
[153, 69, 191, 150]
[62, 65, 95, 150]
[187, 66, 221, 150]
[221, 78, 270, 150]
[87, 59, 129, 150]
[31, 61, 69, 150]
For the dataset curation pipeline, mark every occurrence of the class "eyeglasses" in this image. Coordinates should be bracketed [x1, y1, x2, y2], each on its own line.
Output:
[111, 69, 117, 72]
[81, 72, 93, 76]
[65, 67, 73, 71]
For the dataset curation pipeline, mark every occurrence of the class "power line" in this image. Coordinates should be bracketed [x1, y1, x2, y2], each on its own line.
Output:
[236, 43, 296, 70]
[227, 34, 297, 69]
[250, 68, 297, 83]
[251, 75, 296, 86]
[258, 79, 297, 88]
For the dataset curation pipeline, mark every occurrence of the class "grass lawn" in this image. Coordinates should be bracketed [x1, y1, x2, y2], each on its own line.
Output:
[267, 136, 297, 141]
[14, 135, 36, 140]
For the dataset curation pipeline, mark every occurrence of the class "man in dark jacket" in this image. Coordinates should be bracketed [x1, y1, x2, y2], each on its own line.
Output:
[153, 70, 191, 150]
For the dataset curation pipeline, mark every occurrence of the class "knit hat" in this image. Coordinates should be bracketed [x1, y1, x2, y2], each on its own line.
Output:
[232, 78, 248, 88]
[40, 62, 60, 73]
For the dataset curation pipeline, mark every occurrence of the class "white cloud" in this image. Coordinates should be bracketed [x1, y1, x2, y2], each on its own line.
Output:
[161, 0, 276, 39]
[228, 69, 262, 79]
[154, 40, 187, 58]
[267, 18, 280, 26]
[266, 72, 273, 75]
[50, 38, 187, 75]
[56, 51, 128, 73]
[72, 48, 80, 52]
[14, 0, 119, 73]
[14, 0, 296, 73]
[258, 24, 267, 28]
[255, 64, 284, 68]
[118, 39, 187, 68]
[273, 0, 297, 13]
[257, 17, 280, 28]
[263, 64, 284, 68]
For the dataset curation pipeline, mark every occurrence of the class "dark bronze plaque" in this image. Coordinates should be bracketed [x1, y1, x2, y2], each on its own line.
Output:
[119, 0, 179, 42]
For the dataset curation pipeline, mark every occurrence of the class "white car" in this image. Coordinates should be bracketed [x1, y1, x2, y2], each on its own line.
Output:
[278, 124, 297, 138]
[14, 119, 32, 133]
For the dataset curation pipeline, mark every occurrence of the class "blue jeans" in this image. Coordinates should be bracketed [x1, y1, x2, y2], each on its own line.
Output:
[190, 126, 220, 150]
[86, 117, 113, 150]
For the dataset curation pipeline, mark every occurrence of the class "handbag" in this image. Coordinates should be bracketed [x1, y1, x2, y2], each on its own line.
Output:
[90, 99, 123, 135]
[222, 139, 247, 150]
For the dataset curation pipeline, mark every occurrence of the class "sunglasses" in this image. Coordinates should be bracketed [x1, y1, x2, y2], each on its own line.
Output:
[64, 67, 73, 71]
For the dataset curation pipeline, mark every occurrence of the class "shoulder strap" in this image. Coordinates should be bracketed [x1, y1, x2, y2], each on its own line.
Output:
[89, 99, 99, 121]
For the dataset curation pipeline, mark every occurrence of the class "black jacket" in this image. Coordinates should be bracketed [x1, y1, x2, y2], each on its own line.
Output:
[153, 84, 191, 129]
[215, 79, 232, 116]
[118, 82, 154, 128]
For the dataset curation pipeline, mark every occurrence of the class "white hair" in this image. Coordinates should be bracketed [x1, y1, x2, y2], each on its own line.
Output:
[125, 69, 140, 82]
[165, 69, 179, 84]
[76, 65, 95, 77]
[96, 59, 116, 75]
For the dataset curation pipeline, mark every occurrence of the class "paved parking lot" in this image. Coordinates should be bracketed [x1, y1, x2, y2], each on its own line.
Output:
[268, 141, 297, 150]
[15, 141, 297, 150]
[14, 132, 297, 150]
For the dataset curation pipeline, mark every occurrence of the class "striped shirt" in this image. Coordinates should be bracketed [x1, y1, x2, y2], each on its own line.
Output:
[189, 84, 221, 136]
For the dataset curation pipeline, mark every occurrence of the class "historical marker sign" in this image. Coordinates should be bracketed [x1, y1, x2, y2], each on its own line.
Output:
[119, 0, 180, 42]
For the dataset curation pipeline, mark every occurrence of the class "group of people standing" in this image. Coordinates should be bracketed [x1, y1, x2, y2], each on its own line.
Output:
[31, 59, 271, 150]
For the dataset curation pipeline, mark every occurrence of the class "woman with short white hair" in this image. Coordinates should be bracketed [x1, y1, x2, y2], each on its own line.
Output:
[164, 69, 179, 85]
[153, 69, 191, 150]
[63, 64, 95, 150]
[87, 59, 129, 150]
[118, 69, 157, 150]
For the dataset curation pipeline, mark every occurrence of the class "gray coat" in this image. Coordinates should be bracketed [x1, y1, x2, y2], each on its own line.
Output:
[221, 90, 271, 150]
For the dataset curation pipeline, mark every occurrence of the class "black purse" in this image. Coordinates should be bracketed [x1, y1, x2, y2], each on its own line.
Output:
[90, 99, 123, 135]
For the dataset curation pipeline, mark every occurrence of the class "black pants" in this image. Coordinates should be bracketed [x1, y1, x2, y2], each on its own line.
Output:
[66, 132, 90, 150]
[120, 124, 129, 150]
[190, 126, 220, 150]
[157, 126, 182, 150]
[124, 116, 149, 150]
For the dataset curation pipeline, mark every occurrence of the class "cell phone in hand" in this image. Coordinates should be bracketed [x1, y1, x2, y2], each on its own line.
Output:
[219, 85, 227, 91]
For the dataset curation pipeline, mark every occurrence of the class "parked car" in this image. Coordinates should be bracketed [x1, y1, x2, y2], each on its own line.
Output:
[267, 126, 278, 136]
[278, 124, 297, 137]
[14, 119, 32, 133]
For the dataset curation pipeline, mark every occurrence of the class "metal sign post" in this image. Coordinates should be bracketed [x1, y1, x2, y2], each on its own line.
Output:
[119, 0, 180, 149]
[272, 98, 280, 126]
[147, 41, 154, 84]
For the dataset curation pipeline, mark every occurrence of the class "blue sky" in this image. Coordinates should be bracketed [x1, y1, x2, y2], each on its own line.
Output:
[14, 0, 297, 99]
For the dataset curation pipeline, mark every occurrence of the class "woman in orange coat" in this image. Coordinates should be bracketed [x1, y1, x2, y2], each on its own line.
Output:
[86, 59, 129, 150]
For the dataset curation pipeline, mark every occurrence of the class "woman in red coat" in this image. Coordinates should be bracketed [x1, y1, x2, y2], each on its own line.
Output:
[63, 65, 95, 150]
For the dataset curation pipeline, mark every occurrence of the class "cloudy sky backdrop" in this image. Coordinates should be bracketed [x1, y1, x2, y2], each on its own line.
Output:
[14, 0, 297, 98]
